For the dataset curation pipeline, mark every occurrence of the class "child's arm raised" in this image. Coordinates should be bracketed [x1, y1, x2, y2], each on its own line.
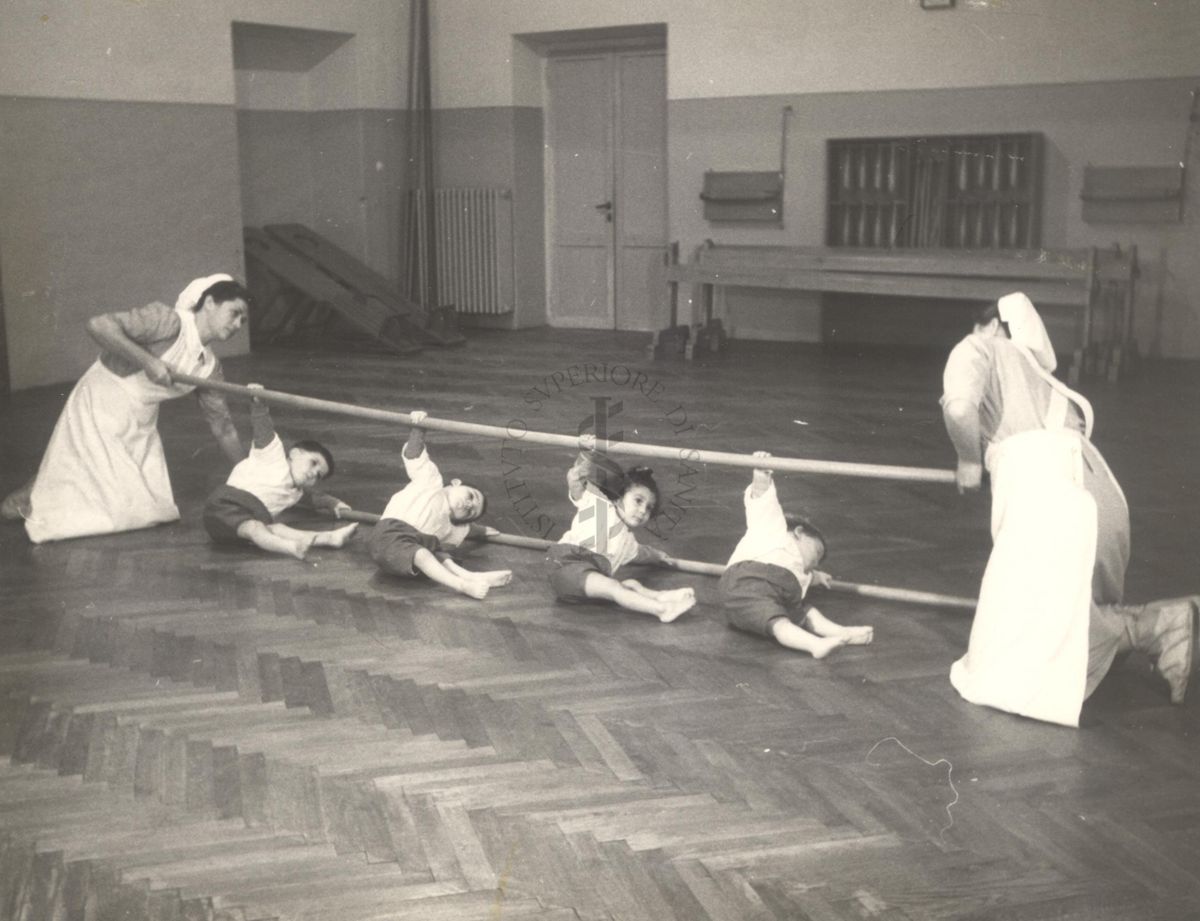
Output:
[743, 450, 789, 539]
[245, 383, 276, 450]
[748, 450, 773, 499]
[567, 432, 597, 502]
[403, 410, 428, 460]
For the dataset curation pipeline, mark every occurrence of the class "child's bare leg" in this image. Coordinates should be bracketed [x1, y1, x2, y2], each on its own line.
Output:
[237, 520, 310, 560]
[588, 574, 693, 622]
[269, 521, 358, 548]
[412, 548, 489, 599]
[443, 558, 512, 587]
[619, 579, 695, 603]
[770, 618, 847, 658]
[803, 607, 874, 645]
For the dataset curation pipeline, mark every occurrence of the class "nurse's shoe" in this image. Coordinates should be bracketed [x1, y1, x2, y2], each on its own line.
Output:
[1134, 596, 1198, 705]
[1, 485, 32, 521]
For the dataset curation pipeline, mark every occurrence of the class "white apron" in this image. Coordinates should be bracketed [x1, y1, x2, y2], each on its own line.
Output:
[950, 427, 1097, 727]
[25, 309, 215, 543]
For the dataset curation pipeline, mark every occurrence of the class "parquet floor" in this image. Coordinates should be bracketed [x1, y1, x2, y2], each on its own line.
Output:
[1, 329, 1197, 921]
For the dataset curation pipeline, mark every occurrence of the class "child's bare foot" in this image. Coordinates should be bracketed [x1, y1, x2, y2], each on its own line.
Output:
[829, 624, 874, 645]
[459, 579, 491, 600]
[657, 594, 695, 623]
[315, 523, 358, 548]
[477, 569, 513, 587]
[803, 610, 873, 645]
[622, 580, 695, 603]
[809, 635, 848, 659]
[661, 587, 695, 603]
[286, 535, 316, 560]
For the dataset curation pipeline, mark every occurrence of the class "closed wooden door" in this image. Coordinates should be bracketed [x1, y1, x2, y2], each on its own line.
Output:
[546, 51, 666, 330]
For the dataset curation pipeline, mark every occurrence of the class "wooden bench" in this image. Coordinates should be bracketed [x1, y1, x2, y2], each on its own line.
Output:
[663, 243, 1137, 381]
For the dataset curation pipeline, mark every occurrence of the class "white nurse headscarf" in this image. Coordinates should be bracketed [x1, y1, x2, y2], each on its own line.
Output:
[997, 291, 1057, 373]
[175, 273, 234, 312]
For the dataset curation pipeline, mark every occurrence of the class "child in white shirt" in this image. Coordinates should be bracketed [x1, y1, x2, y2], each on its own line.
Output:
[548, 434, 694, 622]
[368, 411, 509, 599]
[203, 385, 356, 559]
[719, 452, 873, 657]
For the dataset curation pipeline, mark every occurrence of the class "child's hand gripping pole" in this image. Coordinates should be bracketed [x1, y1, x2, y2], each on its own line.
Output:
[403, 409, 428, 459]
[750, 450, 774, 497]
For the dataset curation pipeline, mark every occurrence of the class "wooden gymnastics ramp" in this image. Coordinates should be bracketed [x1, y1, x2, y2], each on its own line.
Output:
[265, 223, 467, 348]
[243, 227, 423, 356]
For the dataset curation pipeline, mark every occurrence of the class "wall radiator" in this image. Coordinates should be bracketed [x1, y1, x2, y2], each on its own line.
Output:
[406, 187, 514, 315]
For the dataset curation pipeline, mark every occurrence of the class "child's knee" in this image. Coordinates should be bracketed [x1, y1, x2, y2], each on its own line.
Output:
[411, 547, 437, 569]
[236, 519, 268, 542]
[583, 572, 621, 600]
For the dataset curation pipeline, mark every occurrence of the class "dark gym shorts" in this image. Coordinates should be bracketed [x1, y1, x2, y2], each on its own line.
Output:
[369, 518, 441, 577]
[203, 485, 274, 543]
[547, 543, 613, 603]
[718, 560, 809, 637]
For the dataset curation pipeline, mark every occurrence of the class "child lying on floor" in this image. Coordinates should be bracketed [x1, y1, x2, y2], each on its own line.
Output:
[546, 433, 695, 622]
[718, 452, 873, 657]
[203, 384, 356, 559]
[368, 411, 510, 599]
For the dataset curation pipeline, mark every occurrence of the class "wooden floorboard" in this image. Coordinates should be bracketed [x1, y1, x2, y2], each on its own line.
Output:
[0, 329, 1197, 920]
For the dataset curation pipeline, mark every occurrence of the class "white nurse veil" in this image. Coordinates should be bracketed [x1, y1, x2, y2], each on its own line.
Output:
[997, 291, 1057, 373]
[175, 274, 235, 312]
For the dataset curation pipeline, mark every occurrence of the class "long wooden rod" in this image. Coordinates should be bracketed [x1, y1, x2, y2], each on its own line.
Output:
[171, 371, 955, 484]
[335, 508, 976, 612]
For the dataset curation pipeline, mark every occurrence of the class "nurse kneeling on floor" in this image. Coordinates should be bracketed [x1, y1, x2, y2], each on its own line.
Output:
[2, 274, 250, 543]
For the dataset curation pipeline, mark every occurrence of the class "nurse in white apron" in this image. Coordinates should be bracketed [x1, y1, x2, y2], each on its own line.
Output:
[941, 293, 1195, 725]
[2, 274, 249, 543]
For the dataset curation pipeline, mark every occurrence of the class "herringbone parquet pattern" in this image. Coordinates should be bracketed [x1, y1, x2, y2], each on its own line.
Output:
[1, 331, 1197, 920]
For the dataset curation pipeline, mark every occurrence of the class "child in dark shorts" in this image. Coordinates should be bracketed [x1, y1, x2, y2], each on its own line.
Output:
[548, 433, 694, 622]
[203, 384, 356, 560]
[368, 411, 509, 599]
[719, 451, 873, 657]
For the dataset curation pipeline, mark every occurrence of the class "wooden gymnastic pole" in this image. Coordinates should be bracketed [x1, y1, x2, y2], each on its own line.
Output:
[334, 508, 977, 612]
[171, 371, 955, 484]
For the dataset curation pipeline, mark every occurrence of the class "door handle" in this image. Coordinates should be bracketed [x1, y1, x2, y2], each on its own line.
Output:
[594, 201, 613, 222]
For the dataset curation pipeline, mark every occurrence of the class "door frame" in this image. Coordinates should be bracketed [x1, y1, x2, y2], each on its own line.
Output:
[531, 25, 667, 331]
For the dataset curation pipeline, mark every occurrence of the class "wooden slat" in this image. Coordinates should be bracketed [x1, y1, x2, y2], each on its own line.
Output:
[689, 245, 1090, 279]
[665, 264, 1089, 305]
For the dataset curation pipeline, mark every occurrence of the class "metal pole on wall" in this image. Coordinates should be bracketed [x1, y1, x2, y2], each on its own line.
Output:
[404, 0, 438, 317]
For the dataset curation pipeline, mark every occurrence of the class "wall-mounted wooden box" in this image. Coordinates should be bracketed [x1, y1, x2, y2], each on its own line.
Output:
[700, 171, 784, 223]
[1081, 165, 1183, 223]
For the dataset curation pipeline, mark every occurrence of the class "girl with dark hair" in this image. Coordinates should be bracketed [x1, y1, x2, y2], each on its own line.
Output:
[2, 274, 251, 542]
[547, 433, 695, 622]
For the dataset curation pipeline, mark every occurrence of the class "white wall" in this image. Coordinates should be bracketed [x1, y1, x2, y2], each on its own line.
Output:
[423, 0, 1200, 357]
[0, 0, 410, 389]
[0, 0, 407, 108]
[426, 0, 1200, 108]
